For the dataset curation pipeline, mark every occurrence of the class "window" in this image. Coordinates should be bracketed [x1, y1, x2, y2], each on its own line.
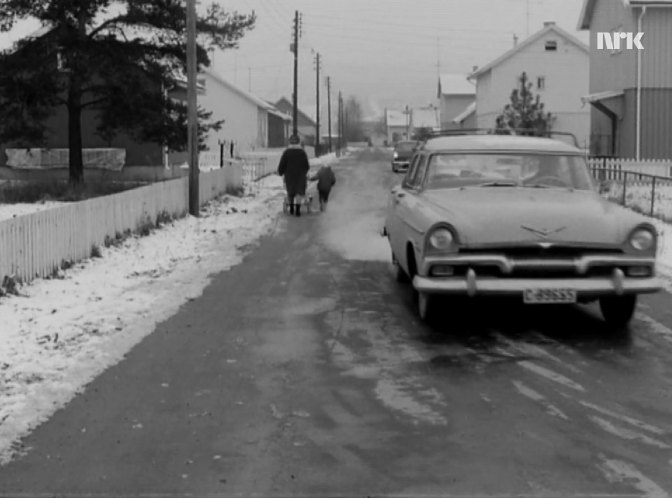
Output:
[545, 40, 557, 51]
[537, 76, 546, 90]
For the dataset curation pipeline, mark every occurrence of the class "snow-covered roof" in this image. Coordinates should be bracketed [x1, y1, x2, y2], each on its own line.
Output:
[203, 68, 271, 111]
[471, 23, 588, 79]
[452, 102, 476, 123]
[438, 74, 475, 96]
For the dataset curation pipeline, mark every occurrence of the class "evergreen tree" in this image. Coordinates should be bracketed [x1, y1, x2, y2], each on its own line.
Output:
[0, 1, 256, 184]
[495, 72, 554, 136]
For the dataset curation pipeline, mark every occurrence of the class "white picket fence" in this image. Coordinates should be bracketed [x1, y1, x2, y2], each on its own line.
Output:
[0, 164, 242, 284]
[587, 157, 672, 177]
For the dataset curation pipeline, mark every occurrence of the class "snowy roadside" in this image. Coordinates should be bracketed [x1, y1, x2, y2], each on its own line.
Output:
[0, 152, 345, 465]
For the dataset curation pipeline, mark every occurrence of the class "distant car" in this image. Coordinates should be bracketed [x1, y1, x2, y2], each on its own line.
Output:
[383, 133, 662, 327]
[391, 141, 416, 172]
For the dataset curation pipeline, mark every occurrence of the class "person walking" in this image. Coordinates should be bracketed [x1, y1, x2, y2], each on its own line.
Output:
[277, 135, 310, 217]
[310, 164, 336, 211]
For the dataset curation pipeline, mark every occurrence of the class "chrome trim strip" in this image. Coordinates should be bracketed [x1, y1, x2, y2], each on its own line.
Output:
[413, 275, 663, 295]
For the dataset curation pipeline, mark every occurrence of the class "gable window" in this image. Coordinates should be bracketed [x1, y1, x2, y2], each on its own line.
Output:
[545, 40, 557, 51]
[537, 76, 546, 90]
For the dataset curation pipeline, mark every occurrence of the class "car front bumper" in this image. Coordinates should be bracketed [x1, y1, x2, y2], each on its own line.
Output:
[413, 254, 663, 297]
[392, 160, 410, 170]
[413, 273, 662, 297]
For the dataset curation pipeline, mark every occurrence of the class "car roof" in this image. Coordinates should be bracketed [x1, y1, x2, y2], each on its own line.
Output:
[420, 134, 582, 154]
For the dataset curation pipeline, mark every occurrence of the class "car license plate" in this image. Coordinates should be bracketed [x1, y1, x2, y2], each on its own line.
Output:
[524, 288, 577, 304]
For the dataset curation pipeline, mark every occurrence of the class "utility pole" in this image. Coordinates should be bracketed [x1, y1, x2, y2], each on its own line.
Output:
[186, 0, 199, 216]
[326, 76, 332, 153]
[314, 52, 321, 156]
[291, 11, 301, 138]
[405, 104, 410, 140]
[337, 91, 342, 156]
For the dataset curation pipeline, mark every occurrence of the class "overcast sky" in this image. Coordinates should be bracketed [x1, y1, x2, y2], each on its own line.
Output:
[214, 0, 589, 118]
[0, 0, 589, 120]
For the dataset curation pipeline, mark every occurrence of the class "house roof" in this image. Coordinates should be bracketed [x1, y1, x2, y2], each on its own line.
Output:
[578, 0, 672, 29]
[581, 90, 624, 105]
[452, 102, 476, 123]
[438, 74, 476, 96]
[274, 97, 316, 127]
[470, 22, 589, 80]
[386, 109, 409, 127]
[204, 68, 271, 110]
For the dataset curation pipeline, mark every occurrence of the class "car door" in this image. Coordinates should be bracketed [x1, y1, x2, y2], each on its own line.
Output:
[389, 154, 429, 271]
[387, 153, 421, 262]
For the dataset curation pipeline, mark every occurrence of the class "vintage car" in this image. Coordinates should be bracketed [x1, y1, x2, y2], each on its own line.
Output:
[383, 133, 662, 327]
[391, 140, 417, 173]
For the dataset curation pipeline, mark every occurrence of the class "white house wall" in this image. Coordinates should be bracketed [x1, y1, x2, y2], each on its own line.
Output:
[200, 72, 263, 153]
[475, 30, 590, 148]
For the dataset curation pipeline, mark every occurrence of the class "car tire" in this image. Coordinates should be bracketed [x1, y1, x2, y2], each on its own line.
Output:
[417, 291, 436, 322]
[392, 252, 409, 283]
[599, 295, 637, 328]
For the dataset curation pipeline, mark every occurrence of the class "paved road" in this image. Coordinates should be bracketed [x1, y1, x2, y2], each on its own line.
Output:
[2, 148, 672, 497]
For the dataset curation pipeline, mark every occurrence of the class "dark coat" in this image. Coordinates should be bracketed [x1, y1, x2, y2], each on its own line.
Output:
[278, 146, 310, 196]
[310, 166, 336, 192]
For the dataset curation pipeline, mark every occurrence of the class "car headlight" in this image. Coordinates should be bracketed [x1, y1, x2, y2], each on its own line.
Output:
[629, 227, 655, 251]
[393, 152, 398, 159]
[428, 227, 456, 251]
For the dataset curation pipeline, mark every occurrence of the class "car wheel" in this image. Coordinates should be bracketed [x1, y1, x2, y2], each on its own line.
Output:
[392, 252, 409, 283]
[599, 295, 637, 328]
[417, 291, 436, 322]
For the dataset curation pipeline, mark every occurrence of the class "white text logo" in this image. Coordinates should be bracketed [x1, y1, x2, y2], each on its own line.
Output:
[597, 32, 644, 50]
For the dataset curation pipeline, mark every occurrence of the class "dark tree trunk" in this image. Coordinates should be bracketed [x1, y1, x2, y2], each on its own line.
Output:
[67, 82, 84, 185]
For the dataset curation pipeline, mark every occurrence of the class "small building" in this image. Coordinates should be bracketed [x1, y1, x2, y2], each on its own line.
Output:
[274, 97, 317, 145]
[437, 74, 476, 130]
[410, 105, 440, 136]
[386, 109, 411, 143]
[469, 22, 590, 149]
[578, 0, 672, 158]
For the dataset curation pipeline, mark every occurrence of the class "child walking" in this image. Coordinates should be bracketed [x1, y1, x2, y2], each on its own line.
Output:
[310, 165, 336, 212]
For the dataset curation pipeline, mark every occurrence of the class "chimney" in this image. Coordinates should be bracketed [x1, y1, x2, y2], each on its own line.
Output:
[472, 65, 478, 73]
[543, 21, 555, 27]
[513, 34, 518, 46]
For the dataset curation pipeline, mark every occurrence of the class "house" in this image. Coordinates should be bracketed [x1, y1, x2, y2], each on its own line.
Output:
[469, 22, 590, 149]
[199, 68, 283, 154]
[437, 74, 476, 129]
[578, 0, 672, 158]
[274, 97, 317, 145]
[385, 109, 411, 143]
[410, 105, 440, 136]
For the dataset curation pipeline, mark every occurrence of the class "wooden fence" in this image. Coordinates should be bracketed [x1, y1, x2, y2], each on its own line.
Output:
[0, 164, 242, 284]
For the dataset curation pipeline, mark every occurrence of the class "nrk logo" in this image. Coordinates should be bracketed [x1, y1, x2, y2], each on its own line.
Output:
[597, 32, 644, 50]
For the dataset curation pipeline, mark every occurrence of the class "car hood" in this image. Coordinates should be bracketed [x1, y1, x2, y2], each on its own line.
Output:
[421, 188, 646, 247]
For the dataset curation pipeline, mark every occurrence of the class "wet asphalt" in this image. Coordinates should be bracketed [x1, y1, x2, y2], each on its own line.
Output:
[1, 148, 672, 497]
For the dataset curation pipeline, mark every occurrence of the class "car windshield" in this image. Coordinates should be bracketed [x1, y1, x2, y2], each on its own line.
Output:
[423, 153, 594, 191]
[395, 142, 415, 152]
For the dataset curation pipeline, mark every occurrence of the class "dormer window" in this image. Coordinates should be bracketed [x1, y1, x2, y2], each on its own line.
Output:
[545, 40, 557, 51]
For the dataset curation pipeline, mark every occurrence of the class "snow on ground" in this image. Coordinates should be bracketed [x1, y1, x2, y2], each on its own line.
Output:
[0, 148, 669, 465]
[0, 152, 345, 465]
[0, 201, 66, 222]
